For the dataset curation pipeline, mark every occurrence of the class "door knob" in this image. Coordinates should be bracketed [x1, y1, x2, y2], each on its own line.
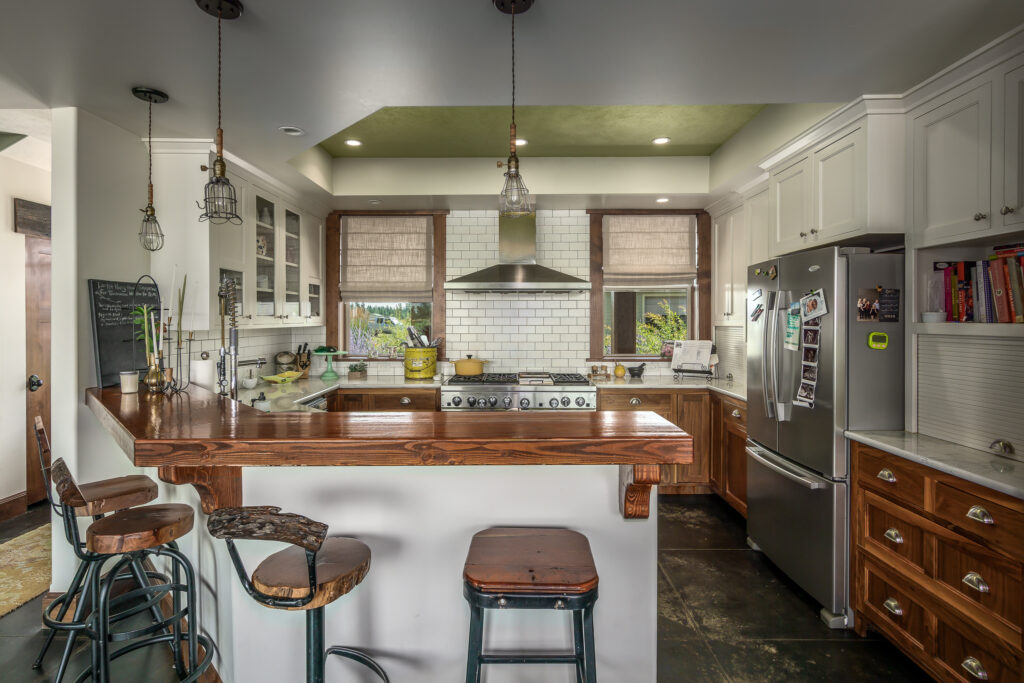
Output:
[27, 374, 43, 392]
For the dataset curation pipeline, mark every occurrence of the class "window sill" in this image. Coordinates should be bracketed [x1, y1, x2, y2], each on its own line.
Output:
[586, 357, 672, 363]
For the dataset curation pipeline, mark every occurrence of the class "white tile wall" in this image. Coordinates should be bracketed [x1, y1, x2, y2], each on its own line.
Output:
[185, 327, 326, 372]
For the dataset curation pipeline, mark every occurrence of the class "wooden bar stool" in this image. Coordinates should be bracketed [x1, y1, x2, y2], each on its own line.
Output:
[31, 417, 165, 683]
[463, 527, 599, 683]
[207, 506, 389, 683]
[48, 458, 212, 683]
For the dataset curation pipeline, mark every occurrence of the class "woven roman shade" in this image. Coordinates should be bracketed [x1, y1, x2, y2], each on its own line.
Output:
[339, 216, 433, 300]
[602, 215, 697, 288]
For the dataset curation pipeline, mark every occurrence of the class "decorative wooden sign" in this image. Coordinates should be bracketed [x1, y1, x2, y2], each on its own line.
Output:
[14, 198, 51, 238]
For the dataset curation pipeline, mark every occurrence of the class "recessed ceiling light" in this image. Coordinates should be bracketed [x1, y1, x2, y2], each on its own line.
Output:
[515, 138, 528, 146]
[656, 197, 670, 203]
[652, 137, 671, 145]
[344, 139, 362, 147]
[368, 199, 382, 205]
[278, 125, 305, 136]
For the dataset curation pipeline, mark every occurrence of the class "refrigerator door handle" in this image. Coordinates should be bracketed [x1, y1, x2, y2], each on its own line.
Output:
[746, 446, 827, 490]
[761, 291, 776, 418]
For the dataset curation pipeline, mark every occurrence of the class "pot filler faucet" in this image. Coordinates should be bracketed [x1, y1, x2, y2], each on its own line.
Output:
[215, 275, 264, 399]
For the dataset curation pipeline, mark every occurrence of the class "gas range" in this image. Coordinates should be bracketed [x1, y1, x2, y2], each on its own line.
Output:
[441, 372, 596, 411]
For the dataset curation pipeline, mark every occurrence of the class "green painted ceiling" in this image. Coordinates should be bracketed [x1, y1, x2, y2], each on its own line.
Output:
[319, 105, 766, 158]
[0, 131, 27, 153]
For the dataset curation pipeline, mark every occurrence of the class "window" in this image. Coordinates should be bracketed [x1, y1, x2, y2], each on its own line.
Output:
[589, 211, 710, 359]
[325, 212, 447, 358]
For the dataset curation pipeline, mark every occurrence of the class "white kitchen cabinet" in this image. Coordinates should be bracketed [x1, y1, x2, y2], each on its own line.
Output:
[1000, 62, 1024, 229]
[299, 211, 323, 324]
[769, 154, 813, 255]
[911, 82, 992, 242]
[813, 124, 866, 241]
[712, 204, 748, 327]
[743, 184, 770, 266]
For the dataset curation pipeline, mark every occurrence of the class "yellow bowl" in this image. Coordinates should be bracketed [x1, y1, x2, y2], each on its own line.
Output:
[261, 371, 302, 384]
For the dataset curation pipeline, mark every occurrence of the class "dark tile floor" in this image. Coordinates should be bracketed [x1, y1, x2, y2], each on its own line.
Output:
[657, 494, 934, 682]
[1, 495, 935, 682]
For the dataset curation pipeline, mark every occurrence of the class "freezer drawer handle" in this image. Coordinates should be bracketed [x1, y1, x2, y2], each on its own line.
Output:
[961, 656, 989, 680]
[745, 447, 826, 490]
[882, 598, 903, 617]
[962, 572, 990, 594]
[966, 505, 995, 525]
[876, 468, 897, 483]
[883, 528, 904, 545]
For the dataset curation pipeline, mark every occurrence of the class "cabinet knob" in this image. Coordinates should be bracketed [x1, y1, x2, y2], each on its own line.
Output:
[961, 656, 988, 680]
[629, 397, 642, 406]
[883, 528, 904, 545]
[810, 228, 819, 235]
[399, 397, 412, 405]
[973, 212, 988, 221]
[961, 571, 990, 594]
[966, 504, 994, 525]
[1000, 205, 1016, 216]
[876, 468, 897, 483]
[882, 597, 903, 617]
[799, 231, 808, 238]
[731, 409, 742, 418]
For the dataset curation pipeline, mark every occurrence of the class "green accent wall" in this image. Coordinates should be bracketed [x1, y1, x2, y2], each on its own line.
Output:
[319, 105, 766, 158]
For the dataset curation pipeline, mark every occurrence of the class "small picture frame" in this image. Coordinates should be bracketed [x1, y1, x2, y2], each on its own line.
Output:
[803, 346, 818, 363]
[802, 328, 820, 347]
[797, 381, 816, 403]
[802, 362, 818, 382]
[800, 288, 828, 322]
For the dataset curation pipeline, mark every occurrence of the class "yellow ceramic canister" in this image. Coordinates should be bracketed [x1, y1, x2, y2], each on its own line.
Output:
[403, 347, 437, 379]
[614, 363, 626, 378]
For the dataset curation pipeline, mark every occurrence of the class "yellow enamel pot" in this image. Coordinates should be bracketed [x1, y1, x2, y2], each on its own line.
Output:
[453, 354, 488, 376]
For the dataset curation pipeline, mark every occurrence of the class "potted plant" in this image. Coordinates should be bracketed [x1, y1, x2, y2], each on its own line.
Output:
[347, 362, 368, 380]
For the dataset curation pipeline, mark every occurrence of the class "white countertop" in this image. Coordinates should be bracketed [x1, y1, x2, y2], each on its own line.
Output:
[846, 430, 1024, 501]
[594, 376, 746, 401]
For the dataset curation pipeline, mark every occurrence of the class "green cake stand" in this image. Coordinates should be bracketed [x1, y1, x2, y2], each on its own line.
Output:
[312, 350, 347, 381]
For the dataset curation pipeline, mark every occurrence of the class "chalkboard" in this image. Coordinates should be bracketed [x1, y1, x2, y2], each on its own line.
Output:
[88, 279, 161, 387]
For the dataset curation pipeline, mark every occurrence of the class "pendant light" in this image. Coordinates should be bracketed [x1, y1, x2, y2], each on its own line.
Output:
[196, 0, 243, 225]
[495, 0, 535, 217]
[133, 87, 169, 252]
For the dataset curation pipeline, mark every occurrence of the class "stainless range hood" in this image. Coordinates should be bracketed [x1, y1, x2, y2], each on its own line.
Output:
[444, 214, 591, 292]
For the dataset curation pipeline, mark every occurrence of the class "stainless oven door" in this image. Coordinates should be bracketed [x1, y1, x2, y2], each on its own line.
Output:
[746, 440, 849, 626]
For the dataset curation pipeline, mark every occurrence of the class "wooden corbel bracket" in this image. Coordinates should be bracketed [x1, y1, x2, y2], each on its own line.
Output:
[157, 466, 242, 514]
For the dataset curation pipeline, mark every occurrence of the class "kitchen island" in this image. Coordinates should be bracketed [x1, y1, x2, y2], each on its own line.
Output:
[85, 384, 692, 682]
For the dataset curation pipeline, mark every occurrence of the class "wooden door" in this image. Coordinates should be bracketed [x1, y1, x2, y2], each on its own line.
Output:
[25, 236, 51, 505]
[721, 400, 748, 517]
[664, 391, 710, 485]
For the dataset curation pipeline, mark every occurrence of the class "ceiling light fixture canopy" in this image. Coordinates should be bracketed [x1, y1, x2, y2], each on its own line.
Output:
[133, 86, 169, 252]
[196, 0, 243, 225]
[496, 0, 534, 217]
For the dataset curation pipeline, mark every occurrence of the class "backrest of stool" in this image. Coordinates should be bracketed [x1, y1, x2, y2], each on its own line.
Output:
[50, 458, 87, 510]
[33, 416, 60, 514]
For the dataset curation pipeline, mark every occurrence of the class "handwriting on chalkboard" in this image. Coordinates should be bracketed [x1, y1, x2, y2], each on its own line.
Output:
[88, 279, 161, 387]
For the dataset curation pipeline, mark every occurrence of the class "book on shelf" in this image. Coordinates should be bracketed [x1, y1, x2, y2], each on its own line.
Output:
[931, 253, 1024, 324]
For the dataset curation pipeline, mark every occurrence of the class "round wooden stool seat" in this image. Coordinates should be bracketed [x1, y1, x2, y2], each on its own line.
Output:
[74, 474, 159, 517]
[86, 503, 195, 554]
[463, 527, 599, 595]
[252, 537, 371, 611]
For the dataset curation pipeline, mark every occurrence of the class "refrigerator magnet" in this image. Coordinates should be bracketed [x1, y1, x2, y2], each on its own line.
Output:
[795, 381, 816, 407]
[802, 327, 820, 347]
[784, 303, 801, 351]
[751, 288, 762, 301]
[801, 362, 818, 382]
[767, 265, 778, 280]
[800, 288, 827, 322]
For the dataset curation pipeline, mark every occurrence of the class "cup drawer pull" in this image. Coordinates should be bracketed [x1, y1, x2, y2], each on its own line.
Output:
[399, 397, 412, 405]
[883, 528, 904, 545]
[876, 468, 897, 483]
[629, 397, 642, 406]
[966, 505, 995, 525]
[962, 572, 991, 594]
[961, 656, 989, 680]
[731, 409, 742, 418]
[882, 597, 903, 617]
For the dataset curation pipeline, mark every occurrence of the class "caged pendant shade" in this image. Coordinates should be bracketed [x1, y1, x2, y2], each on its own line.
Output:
[133, 86, 169, 252]
[196, 0, 243, 225]
[496, 0, 534, 217]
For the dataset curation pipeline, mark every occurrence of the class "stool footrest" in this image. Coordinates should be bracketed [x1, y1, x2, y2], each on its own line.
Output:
[480, 653, 582, 664]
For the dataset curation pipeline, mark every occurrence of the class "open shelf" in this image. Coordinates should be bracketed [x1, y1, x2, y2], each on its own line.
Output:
[256, 287, 273, 293]
[911, 322, 1024, 337]
[256, 221, 275, 230]
[256, 254, 273, 262]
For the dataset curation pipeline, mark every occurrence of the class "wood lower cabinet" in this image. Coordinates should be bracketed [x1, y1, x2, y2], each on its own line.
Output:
[851, 441, 1024, 682]
[710, 394, 748, 517]
[328, 388, 439, 412]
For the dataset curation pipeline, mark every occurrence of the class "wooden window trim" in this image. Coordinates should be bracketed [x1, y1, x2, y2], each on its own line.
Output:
[586, 209, 711, 362]
[325, 210, 448, 361]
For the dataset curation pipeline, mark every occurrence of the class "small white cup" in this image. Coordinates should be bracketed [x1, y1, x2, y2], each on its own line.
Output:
[241, 377, 259, 390]
[119, 370, 140, 394]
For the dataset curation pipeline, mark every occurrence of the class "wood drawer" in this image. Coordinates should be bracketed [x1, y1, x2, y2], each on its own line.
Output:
[721, 398, 746, 428]
[861, 560, 930, 654]
[936, 619, 1020, 683]
[863, 493, 926, 573]
[366, 390, 437, 412]
[933, 483, 1024, 562]
[598, 391, 674, 420]
[936, 535, 1023, 631]
[855, 446, 925, 510]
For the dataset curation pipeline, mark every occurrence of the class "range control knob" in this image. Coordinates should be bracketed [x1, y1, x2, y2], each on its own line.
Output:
[549, 398, 560, 408]
[575, 397, 586, 407]
[561, 396, 571, 407]
[519, 398, 530, 409]
[467, 396, 477, 407]
[487, 396, 498, 407]
[502, 396, 513, 408]
[452, 396, 462, 406]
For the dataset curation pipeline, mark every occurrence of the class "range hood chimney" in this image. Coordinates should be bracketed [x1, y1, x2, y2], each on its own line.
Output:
[444, 214, 591, 293]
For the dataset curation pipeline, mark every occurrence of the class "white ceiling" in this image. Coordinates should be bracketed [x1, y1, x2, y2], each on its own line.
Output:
[1, 0, 1023, 204]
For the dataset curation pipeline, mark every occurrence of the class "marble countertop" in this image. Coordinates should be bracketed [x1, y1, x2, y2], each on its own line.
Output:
[594, 376, 746, 401]
[846, 430, 1024, 501]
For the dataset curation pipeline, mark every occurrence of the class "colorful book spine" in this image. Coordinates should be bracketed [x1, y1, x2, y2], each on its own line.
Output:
[1003, 258, 1019, 323]
[971, 265, 981, 323]
[943, 266, 953, 321]
[955, 262, 966, 322]
[1008, 257, 1024, 323]
[990, 257, 1010, 323]
[981, 260, 995, 323]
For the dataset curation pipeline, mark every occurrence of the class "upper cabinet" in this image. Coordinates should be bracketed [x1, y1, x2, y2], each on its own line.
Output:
[769, 153, 813, 255]
[999, 62, 1024, 230]
[712, 203, 748, 327]
[744, 184, 771, 267]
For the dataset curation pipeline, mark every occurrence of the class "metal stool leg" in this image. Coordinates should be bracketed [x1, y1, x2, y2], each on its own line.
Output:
[325, 647, 390, 682]
[34, 557, 89, 670]
[55, 560, 99, 683]
[582, 605, 597, 683]
[465, 603, 484, 683]
[573, 610, 586, 683]
[306, 606, 326, 683]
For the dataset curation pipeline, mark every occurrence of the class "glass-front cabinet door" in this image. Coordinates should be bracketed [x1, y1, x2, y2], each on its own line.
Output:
[254, 194, 277, 322]
[284, 209, 301, 319]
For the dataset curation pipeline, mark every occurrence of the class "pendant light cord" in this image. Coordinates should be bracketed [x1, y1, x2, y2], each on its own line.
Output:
[217, 9, 223, 132]
[511, 2, 516, 127]
[147, 99, 153, 204]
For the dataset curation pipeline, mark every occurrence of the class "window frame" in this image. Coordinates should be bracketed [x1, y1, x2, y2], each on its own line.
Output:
[325, 210, 448, 360]
[587, 209, 711, 362]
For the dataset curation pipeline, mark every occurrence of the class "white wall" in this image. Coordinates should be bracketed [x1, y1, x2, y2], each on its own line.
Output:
[0, 153, 50, 500]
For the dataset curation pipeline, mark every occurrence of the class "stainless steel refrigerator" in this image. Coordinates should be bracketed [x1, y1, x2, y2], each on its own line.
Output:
[745, 247, 904, 628]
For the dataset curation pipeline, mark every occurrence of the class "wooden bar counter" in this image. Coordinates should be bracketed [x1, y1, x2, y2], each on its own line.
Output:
[86, 385, 692, 518]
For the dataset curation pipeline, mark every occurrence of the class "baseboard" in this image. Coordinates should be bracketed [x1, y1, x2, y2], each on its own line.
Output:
[659, 484, 715, 495]
[0, 491, 28, 524]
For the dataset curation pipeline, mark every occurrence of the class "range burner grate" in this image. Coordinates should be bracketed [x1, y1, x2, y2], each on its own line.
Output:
[550, 373, 589, 385]
[447, 373, 519, 385]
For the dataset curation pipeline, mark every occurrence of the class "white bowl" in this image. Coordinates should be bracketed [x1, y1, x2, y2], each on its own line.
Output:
[241, 377, 259, 390]
[920, 311, 946, 323]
